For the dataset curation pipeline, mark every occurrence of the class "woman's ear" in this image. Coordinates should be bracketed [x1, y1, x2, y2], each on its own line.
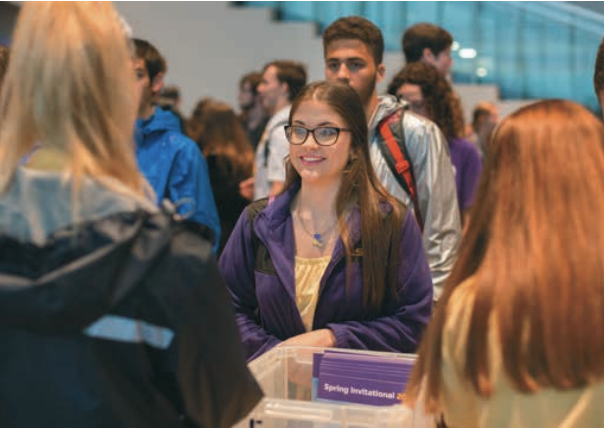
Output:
[376, 64, 386, 84]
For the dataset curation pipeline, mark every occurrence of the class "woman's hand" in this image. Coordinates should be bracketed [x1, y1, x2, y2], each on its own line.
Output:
[278, 329, 337, 348]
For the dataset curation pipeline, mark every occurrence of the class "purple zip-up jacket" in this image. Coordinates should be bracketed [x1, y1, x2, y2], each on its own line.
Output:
[219, 184, 433, 361]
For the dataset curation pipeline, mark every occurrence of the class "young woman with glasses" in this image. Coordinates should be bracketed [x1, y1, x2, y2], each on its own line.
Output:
[220, 80, 433, 361]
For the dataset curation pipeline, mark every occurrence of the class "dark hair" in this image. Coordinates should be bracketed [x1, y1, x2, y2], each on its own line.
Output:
[239, 71, 263, 96]
[263, 60, 307, 102]
[594, 37, 604, 104]
[159, 85, 180, 101]
[132, 38, 167, 82]
[187, 100, 253, 181]
[186, 97, 217, 142]
[283, 81, 405, 311]
[0, 45, 9, 91]
[407, 99, 604, 412]
[322, 16, 384, 65]
[472, 101, 497, 132]
[387, 62, 464, 139]
[402, 23, 453, 63]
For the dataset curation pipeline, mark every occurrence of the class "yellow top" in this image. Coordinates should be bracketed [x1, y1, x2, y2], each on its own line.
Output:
[438, 277, 604, 428]
[294, 256, 331, 332]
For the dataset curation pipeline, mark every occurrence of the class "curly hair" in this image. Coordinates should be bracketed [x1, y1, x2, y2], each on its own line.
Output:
[387, 62, 464, 139]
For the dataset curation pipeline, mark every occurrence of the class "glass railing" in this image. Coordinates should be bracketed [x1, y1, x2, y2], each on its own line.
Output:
[238, 1, 603, 111]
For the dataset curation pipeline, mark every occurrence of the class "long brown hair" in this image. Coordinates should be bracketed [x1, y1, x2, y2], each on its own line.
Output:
[186, 97, 216, 142]
[387, 62, 465, 139]
[283, 81, 406, 311]
[406, 99, 604, 412]
[187, 100, 253, 181]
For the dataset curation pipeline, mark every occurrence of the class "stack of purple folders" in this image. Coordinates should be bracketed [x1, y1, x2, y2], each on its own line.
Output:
[312, 351, 415, 406]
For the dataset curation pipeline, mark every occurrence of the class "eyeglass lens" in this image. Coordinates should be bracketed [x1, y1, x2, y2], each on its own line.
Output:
[286, 126, 339, 146]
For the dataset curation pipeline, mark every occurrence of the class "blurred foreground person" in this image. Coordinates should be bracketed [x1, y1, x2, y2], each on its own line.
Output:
[0, 45, 8, 94]
[406, 100, 604, 428]
[0, 3, 261, 427]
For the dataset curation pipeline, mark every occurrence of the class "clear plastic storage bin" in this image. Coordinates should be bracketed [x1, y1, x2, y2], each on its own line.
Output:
[233, 346, 435, 428]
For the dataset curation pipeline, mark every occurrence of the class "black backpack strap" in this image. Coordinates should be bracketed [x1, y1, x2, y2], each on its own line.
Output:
[375, 108, 424, 231]
[262, 119, 289, 168]
[246, 198, 275, 275]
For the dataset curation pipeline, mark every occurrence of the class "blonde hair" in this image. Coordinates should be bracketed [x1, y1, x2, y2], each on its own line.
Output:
[0, 2, 150, 199]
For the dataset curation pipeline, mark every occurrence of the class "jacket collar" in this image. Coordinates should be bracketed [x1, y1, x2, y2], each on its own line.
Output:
[0, 209, 190, 333]
[368, 95, 404, 140]
[254, 181, 394, 262]
[135, 107, 181, 147]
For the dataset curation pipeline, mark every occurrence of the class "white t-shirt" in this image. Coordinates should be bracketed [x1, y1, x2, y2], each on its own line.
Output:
[253, 105, 291, 199]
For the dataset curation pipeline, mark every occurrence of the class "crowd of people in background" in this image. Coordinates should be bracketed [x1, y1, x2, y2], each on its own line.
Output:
[387, 62, 482, 227]
[0, 3, 260, 427]
[2, 2, 604, 428]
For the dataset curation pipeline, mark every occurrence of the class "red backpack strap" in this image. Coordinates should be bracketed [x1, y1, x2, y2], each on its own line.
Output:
[378, 111, 424, 231]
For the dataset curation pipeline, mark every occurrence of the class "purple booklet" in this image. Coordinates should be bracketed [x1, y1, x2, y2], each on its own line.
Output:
[320, 355, 413, 374]
[317, 373, 407, 406]
[312, 351, 415, 406]
[313, 352, 414, 374]
[318, 366, 412, 384]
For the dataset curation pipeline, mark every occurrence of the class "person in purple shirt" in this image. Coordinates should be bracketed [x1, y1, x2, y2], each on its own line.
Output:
[388, 62, 483, 227]
[220, 81, 433, 361]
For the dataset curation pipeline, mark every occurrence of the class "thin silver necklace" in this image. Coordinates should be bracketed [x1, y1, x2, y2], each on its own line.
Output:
[294, 208, 338, 249]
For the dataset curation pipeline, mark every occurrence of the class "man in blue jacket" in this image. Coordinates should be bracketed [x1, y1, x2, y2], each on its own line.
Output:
[133, 38, 220, 251]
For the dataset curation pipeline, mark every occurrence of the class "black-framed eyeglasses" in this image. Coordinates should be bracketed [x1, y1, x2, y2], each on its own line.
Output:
[284, 125, 352, 147]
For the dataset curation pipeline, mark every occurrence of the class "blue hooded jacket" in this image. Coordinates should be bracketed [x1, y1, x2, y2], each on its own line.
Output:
[135, 107, 220, 251]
